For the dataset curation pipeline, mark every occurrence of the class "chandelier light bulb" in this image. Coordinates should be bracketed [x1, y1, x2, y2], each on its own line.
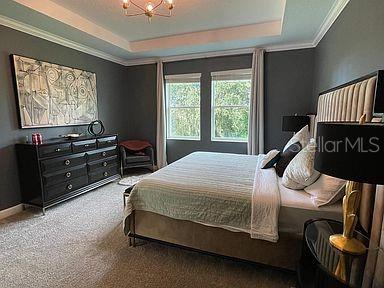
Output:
[165, 0, 174, 10]
[146, 2, 154, 12]
[122, 0, 129, 9]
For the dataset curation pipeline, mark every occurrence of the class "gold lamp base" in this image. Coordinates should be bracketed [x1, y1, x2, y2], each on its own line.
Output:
[329, 179, 367, 256]
[329, 234, 366, 255]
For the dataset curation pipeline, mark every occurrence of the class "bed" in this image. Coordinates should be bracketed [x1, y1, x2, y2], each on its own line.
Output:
[124, 71, 382, 271]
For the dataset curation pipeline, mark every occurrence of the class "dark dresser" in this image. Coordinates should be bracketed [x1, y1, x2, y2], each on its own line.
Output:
[16, 134, 120, 213]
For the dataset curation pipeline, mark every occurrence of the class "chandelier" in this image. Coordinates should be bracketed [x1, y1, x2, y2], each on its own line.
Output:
[122, 0, 175, 22]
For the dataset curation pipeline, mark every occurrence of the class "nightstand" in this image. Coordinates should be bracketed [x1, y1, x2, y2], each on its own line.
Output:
[298, 219, 369, 288]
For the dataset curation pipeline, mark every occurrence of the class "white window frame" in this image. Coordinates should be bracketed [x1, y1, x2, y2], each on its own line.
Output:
[165, 73, 202, 141]
[211, 69, 252, 143]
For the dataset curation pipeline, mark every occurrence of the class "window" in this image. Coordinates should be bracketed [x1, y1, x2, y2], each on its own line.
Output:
[211, 69, 252, 142]
[165, 73, 201, 140]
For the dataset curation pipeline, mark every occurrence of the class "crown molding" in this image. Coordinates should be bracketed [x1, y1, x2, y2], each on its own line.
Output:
[265, 42, 315, 52]
[313, 0, 350, 46]
[0, 15, 127, 65]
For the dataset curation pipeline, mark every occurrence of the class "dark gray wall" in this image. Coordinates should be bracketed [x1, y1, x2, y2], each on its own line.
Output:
[313, 0, 384, 108]
[265, 48, 315, 151]
[124, 64, 157, 148]
[0, 25, 130, 210]
[125, 50, 315, 163]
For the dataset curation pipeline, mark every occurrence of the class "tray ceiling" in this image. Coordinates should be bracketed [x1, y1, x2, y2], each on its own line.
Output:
[0, 0, 348, 65]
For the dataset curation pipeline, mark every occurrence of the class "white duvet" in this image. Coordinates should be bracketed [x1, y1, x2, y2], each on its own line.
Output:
[125, 152, 281, 242]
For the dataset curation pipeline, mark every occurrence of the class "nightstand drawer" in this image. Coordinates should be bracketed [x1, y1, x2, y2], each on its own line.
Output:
[88, 156, 118, 173]
[39, 143, 72, 158]
[87, 146, 118, 162]
[43, 165, 87, 187]
[44, 175, 88, 201]
[88, 166, 119, 183]
[97, 136, 117, 148]
[72, 139, 97, 153]
[41, 153, 86, 173]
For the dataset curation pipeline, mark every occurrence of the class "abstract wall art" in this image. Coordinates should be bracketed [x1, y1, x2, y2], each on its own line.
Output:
[11, 55, 98, 128]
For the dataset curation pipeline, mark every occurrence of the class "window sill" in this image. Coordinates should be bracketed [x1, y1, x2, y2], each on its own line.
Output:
[167, 138, 201, 141]
[211, 138, 248, 143]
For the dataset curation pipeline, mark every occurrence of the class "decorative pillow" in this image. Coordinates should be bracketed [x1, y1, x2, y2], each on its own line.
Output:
[261, 150, 281, 169]
[275, 142, 302, 177]
[282, 139, 321, 190]
[283, 125, 310, 152]
[304, 175, 347, 207]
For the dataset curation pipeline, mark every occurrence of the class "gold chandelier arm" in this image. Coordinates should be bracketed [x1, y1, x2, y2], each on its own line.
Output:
[130, 1, 146, 12]
[152, 0, 164, 11]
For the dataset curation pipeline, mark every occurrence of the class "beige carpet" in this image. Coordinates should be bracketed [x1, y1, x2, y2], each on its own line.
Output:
[0, 180, 296, 288]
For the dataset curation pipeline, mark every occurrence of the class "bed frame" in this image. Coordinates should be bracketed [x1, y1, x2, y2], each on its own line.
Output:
[127, 71, 383, 271]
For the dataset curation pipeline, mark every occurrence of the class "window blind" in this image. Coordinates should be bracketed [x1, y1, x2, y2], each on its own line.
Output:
[211, 69, 252, 81]
[165, 73, 201, 83]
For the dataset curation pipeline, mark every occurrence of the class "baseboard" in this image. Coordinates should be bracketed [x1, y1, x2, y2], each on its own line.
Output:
[0, 204, 24, 220]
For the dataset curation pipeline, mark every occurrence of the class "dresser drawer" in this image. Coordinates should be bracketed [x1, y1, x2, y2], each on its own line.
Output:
[72, 139, 97, 153]
[89, 166, 119, 183]
[87, 146, 118, 162]
[44, 175, 88, 201]
[97, 136, 117, 148]
[39, 143, 72, 158]
[41, 153, 86, 173]
[87, 156, 118, 173]
[43, 165, 87, 187]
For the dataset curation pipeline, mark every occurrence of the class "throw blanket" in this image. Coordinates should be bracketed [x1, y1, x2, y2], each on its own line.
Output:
[124, 152, 281, 242]
[120, 140, 152, 152]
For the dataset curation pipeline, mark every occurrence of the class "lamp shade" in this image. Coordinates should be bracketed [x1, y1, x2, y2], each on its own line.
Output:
[315, 122, 384, 184]
[282, 115, 310, 132]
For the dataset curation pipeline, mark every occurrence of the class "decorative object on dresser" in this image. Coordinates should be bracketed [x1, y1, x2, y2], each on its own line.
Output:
[298, 219, 370, 288]
[88, 120, 105, 136]
[16, 134, 120, 213]
[282, 114, 310, 134]
[315, 121, 384, 255]
[11, 55, 98, 128]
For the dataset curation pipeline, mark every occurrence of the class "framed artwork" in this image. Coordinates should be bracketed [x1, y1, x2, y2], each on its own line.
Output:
[11, 55, 98, 128]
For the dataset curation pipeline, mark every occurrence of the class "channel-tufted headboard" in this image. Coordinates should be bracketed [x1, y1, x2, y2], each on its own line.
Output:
[316, 71, 384, 234]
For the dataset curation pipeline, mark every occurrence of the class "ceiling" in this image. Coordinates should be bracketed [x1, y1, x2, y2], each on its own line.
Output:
[0, 0, 349, 65]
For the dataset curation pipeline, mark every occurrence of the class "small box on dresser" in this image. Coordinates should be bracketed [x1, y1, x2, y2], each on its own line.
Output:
[15, 134, 120, 213]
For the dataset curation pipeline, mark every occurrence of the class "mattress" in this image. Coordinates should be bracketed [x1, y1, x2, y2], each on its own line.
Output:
[278, 178, 342, 234]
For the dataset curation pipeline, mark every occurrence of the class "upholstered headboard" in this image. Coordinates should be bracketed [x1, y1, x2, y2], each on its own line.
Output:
[316, 71, 384, 234]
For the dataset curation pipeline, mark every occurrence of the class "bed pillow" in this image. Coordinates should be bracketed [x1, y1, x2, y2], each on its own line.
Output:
[275, 142, 302, 177]
[261, 150, 281, 169]
[282, 140, 321, 190]
[283, 125, 310, 152]
[304, 175, 346, 207]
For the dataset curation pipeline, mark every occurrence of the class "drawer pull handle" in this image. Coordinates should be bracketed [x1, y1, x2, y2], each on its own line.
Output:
[66, 172, 71, 178]
[55, 148, 61, 152]
[102, 162, 108, 167]
[102, 152, 107, 157]
[65, 160, 71, 166]
[103, 172, 108, 177]
[67, 184, 73, 190]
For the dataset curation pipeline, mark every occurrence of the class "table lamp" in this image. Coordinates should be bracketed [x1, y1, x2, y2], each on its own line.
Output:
[282, 115, 310, 133]
[315, 119, 384, 255]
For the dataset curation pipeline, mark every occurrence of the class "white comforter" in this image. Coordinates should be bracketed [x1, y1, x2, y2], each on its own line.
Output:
[125, 152, 281, 242]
